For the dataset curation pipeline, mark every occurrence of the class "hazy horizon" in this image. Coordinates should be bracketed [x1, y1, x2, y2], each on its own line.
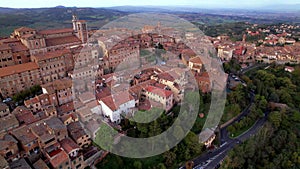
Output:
[0, 0, 300, 9]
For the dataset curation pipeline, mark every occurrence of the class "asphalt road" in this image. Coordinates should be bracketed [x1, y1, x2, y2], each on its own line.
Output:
[180, 68, 269, 169]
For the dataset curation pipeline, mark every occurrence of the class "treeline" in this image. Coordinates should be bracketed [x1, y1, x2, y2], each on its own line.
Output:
[97, 91, 210, 169]
[221, 64, 300, 168]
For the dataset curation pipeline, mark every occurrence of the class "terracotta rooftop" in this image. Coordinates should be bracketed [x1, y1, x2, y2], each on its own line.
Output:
[60, 137, 80, 154]
[189, 56, 203, 64]
[78, 92, 95, 104]
[45, 35, 81, 47]
[13, 106, 37, 125]
[32, 48, 71, 61]
[33, 159, 50, 169]
[0, 38, 19, 44]
[38, 28, 73, 35]
[0, 134, 18, 151]
[9, 42, 29, 52]
[11, 126, 37, 145]
[145, 85, 173, 98]
[9, 158, 32, 169]
[0, 43, 11, 51]
[67, 121, 87, 140]
[0, 62, 39, 78]
[0, 114, 19, 133]
[58, 102, 75, 115]
[45, 117, 66, 131]
[156, 72, 175, 82]
[41, 78, 72, 94]
[48, 148, 69, 168]
[100, 91, 134, 111]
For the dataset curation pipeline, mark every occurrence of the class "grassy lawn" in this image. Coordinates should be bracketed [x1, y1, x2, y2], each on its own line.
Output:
[220, 104, 241, 124]
[229, 119, 256, 138]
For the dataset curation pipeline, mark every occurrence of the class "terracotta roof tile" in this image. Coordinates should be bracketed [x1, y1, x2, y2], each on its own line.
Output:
[0, 62, 39, 78]
[45, 35, 81, 47]
[145, 86, 173, 98]
[0, 43, 11, 51]
[32, 49, 71, 61]
[100, 91, 134, 111]
[48, 148, 69, 168]
[60, 137, 79, 154]
[38, 28, 73, 35]
[41, 78, 72, 94]
[189, 56, 203, 64]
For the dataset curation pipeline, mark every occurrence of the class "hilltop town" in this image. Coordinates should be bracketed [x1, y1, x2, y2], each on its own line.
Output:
[0, 12, 299, 169]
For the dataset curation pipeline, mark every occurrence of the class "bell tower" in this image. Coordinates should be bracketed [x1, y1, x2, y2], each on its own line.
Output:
[72, 14, 88, 43]
[72, 14, 78, 32]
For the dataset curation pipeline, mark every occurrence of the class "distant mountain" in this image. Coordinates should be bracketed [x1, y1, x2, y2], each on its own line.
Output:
[0, 6, 299, 38]
[262, 4, 300, 12]
[0, 7, 128, 37]
[55, 5, 66, 8]
[106, 6, 173, 12]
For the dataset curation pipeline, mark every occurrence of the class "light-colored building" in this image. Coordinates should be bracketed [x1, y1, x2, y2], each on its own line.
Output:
[199, 128, 216, 148]
[189, 56, 203, 73]
[144, 86, 174, 111]
[99, 91, 135, 123]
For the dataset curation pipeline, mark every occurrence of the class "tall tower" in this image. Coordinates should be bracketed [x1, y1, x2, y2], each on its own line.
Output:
[72, 14, 88, 43]
[76, 20, 88, 43]
[242, 34, 247, 43]
[72, 14, 78, 32]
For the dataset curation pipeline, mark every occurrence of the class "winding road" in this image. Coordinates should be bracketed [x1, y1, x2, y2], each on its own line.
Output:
[181, 64, 269, 169]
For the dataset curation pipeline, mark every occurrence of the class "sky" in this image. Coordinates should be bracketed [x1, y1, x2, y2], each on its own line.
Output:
[0, 0, 299, 9]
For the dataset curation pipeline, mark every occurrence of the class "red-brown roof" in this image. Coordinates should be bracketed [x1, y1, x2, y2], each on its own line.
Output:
[38, 28, 73, 35]
[100, 91, 134, 111]
[0, 62, 39, 78]
[0, 43, 11, 51]
[156, 72, 175, 82]
[45, 35, 81, 47]
[189, 56, 203, 64]
[145, 86, 173, 98]
[48, 148, 69, 168]
[60, 137, 80, 154]
[32, 49, 70, 61]
[9, 42, 29, 52]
